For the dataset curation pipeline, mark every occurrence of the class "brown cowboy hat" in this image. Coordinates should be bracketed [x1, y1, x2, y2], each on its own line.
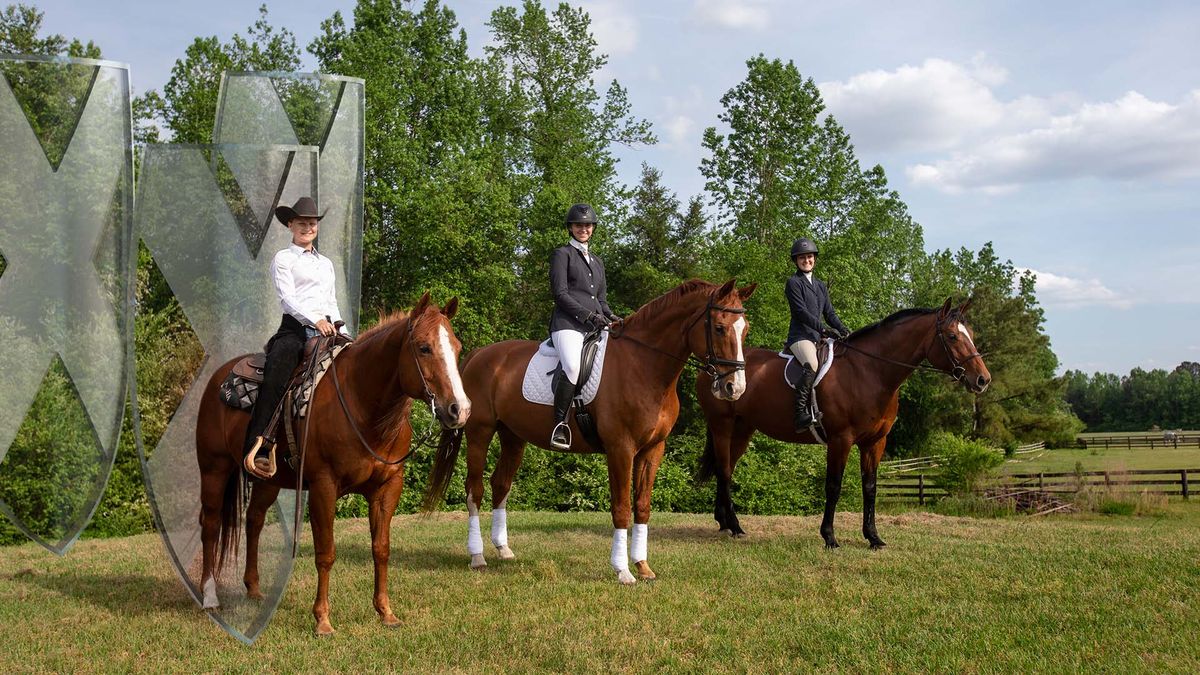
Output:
[274, 196, 326, 225]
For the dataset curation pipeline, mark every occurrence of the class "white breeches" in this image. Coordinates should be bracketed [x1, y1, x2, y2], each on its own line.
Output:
[788, 339, 818, 371]
[551, 329, 585, 384]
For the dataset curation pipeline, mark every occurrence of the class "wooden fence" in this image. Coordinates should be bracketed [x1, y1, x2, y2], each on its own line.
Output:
[1077, 434, 1199, 450]
[880, 442, 1044, 475]
[879, 467, 1196, 504]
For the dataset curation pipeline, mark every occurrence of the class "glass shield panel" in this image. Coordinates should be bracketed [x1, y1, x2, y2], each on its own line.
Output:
[0, 56, 132, 554]
[135, 143, 317, 644]
[216, 72, 364, 330]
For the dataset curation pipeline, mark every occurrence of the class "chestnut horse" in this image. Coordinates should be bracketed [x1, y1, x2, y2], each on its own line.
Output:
[195, 293, 471, 635]
[423, 279, 755, 584]
[696, 298, 990, 548]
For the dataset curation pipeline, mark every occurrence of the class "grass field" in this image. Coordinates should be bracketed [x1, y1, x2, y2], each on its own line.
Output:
[1001, 446, 1200, 474]
[3, 506, 1200, 672]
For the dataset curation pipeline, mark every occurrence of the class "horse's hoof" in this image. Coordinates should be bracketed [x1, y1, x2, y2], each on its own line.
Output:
[718, 527, 731, 535]
[245, 588, 265, 601]
[634, 560, 656, 581]
[732, 531, 747, 539]
[616, 569, 637, 585]
[380, 613, 402, 628]
[824, 541, 840, 550]
[470, 554, 488, 570]
[315, 619, 335, 637]
[870, 541, 887, 551]
[496, 545, 516, 560]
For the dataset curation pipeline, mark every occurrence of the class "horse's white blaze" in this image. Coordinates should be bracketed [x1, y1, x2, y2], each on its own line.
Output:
[610, 528, 629, 571]
[731, 317, 748, 397]
[630, 523, 648, 563]
[957, 322, 977, 351]
[437, 325, 470, 410]
[466, 489, 483, 555]
[202, 577, 218, 609]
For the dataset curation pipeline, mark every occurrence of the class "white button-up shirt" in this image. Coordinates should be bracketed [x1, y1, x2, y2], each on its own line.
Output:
[271, 244, 348, 334]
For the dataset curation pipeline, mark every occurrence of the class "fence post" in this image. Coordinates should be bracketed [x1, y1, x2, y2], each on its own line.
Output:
[918, 474, 925, 506]
[1127, 437, 1131, 450]
[1183, 470, 1189, 501]
[1104, 471, 1111, 488]
[1038, 472, 1044, 492]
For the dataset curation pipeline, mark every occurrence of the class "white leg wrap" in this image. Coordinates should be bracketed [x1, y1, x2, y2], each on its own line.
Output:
[631, 523, 648, 563]
[467, 514, 484, 556]
[201, 577, 219, 610]
[490, 508, 508, 548]
[610, 528, 629, 571]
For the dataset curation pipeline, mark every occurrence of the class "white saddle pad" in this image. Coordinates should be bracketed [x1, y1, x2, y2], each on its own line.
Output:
[778, 338, 835, 388]
[521, 332, 610, 406]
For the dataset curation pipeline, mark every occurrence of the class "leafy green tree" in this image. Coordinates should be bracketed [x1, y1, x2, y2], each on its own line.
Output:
[310, 0, 519, 346]
[485, 0, 654, 337]
[700, 55, 924, 349]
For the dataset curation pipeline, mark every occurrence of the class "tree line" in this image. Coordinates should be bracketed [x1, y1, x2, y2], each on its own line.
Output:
[1064, 363, 1200, 432]
[1, 1, 1082, 542]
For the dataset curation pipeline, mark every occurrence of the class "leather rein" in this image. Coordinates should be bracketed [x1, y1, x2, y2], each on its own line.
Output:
[613, 295, 747, 382]
[835, 313, 982, 382]
[325, 314, 445, 467]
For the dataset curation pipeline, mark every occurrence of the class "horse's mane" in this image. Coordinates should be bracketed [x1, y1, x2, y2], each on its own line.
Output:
[846, 307, 937, 341]
[621, 279, 718, 331]
[351, 307, 425, 448]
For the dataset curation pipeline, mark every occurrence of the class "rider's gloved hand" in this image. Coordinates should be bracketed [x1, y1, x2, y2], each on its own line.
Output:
[586, 312, 609, 330]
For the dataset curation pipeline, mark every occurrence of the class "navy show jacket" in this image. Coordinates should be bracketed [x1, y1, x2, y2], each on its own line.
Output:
[784, 272, 848, 348]
[549, 243, 614, 333]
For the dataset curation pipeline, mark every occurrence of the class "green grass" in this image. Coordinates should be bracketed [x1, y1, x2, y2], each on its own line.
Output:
[3, 508, 1200, 672]
[1001, 446, 1200, 474]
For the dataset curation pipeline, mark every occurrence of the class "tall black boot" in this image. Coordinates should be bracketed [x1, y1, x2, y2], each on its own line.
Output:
[793, 364, 818, 431]
[549, 369, 576, 450]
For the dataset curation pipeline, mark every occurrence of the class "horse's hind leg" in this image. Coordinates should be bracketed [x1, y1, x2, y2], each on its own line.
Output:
[366, 477, 405, 627]
[631, 441, 666, 580]
[489, 426, 525, 561]
[859, 437, 888, 549]
[243, 480, 281, 600]
[308, 478, 338, 636]
[464, 423, 495, 569]
[820, 436, 853, 549]
[198, 464, 234, 610]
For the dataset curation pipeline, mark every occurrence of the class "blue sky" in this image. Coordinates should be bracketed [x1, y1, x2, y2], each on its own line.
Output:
[34, 0, 1200, 375]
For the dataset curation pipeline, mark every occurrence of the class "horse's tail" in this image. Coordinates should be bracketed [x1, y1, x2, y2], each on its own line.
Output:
[215, 470, 245, 575]
[696, 427, 717, 483]
[421, 427, 464, 513]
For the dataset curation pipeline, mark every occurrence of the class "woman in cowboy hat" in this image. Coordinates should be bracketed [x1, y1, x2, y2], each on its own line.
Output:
[243, 196, 350, 478]
[547, 203, 620, 450]
[785, 237, 849, 430]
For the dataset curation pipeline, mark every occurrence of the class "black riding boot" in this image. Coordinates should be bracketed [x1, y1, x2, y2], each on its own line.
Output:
[793, 364, 818, 431]
[549, 370, 576, 450]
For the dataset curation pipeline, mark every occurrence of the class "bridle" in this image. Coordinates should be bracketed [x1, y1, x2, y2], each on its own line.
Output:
[612, 293, 747, 382]
[326, 311, 447, 467]
[837, 312, 982, 382]
[683, 296, 747, 382]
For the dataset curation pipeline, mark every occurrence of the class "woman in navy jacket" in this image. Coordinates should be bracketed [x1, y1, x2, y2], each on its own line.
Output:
[784, 237, 849, 430]
[548, 203, 619, 449]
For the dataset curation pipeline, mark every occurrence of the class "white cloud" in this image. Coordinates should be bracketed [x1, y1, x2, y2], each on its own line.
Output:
[822, 56, 1200, 193]
[580, 1, 639, 56]
[664, 115, 695, 145]
[820, 56, 1024, 153]
[1019, 268, 1132, 309]
[909, 91, 1200, 192]
[658, 86, 706, 148]
[691, 0, 770, 31]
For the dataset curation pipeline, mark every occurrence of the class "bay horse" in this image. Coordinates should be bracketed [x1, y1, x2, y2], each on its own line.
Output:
[696, 297, 990, 548]
[195, 292, 471, 635]
[423, 279, 756, 584]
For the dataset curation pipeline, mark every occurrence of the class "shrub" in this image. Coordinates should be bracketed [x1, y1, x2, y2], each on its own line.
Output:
[929, 432, 1002, 496]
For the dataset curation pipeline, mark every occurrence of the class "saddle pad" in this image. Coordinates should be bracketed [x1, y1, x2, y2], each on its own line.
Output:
[292, 343, 349, 419]
[521, 332, 610, 406]
[779, 338, 835, 389]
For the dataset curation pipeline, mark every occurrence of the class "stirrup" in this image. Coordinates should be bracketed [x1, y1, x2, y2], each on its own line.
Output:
[549, 422, 572, 450]
[243, 436, 277, 479]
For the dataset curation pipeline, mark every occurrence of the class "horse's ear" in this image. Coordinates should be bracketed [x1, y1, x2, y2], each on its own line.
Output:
[717, 278, 737, 299]
[737, 283, 758, 301]
[938, 296, 953, 318]
[413, 291, 431, 316]
[957, 296, 973, 315]
[442, 296, 459, 320]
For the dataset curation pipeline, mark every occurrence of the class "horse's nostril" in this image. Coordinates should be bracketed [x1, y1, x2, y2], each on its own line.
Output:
[448, 402, 460, 417]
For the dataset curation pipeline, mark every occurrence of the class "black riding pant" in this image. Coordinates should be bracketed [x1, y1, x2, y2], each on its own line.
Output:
[243, 315, 308, 454]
